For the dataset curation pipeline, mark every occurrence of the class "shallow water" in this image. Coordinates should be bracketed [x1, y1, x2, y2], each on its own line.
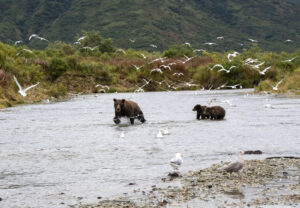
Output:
[0, 89, 299, 208]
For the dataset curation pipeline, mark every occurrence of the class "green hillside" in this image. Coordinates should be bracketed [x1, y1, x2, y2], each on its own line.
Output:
[0, 0, 299, 52]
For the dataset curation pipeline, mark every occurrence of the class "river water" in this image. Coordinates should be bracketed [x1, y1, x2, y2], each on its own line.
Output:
[0, 89, 299, 207]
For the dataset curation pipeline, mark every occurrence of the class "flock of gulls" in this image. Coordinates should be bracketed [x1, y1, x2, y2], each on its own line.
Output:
[12, 34, 297, 101]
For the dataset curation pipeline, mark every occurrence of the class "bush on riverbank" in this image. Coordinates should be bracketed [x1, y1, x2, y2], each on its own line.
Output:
[0, 32, 299, 108]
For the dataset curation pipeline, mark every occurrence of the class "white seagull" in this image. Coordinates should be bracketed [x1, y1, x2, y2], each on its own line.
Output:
[14, 40, 23, 45]
[129, 39, 135, 43]
[13, 75, 39, 97]
[271, 79, 283, 91]
[116, 49, 126, 54]
[120, 132, 125, 138]
[151, 68, 163, 74]
[204, 42, 217, 46]
[285, 39, 293, 43]
[150, 44, 157, 48]
[183, 42, 191, 47]
[255, 66, 271, 75]
[156, 130, 163, 138]
[16, 49, 33, 56]
[77, 36, 86, 41]
[227, 51, 240, 61]
[217, 36, 224, 40]
[282, 57, 297, 62]
[140, 53, 147, 59]
[95, 84, 110, 90]
[133, 65, 142, 70]
[193, 49, 205, 53]
[173, 72, 184, 76]
[170, 153, 184, 171]
[248, 39, 258, 43]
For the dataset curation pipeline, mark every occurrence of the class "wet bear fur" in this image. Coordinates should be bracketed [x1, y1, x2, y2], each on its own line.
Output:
[203, 106, 226, 120]
[192, 104, 209, 120]
[113, 98, 146, 124]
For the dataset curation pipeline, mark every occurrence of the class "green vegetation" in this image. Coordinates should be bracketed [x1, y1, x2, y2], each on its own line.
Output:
[0, 31, 299, 108]
[0, 0, 299, 52]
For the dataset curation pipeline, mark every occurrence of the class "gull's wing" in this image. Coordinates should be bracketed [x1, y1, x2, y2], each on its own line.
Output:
[170, 158, 182, 166]
[275, 79, 283, 88]
[13, 76, 22, 90]
[24, 82, 40, 92]
[262, 66, 271, 73]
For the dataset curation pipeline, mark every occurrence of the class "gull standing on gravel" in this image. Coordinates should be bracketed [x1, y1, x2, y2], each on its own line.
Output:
[170, 153, 184, 171]
[13, 75, 39, 97]
[217, 151, 244, 174]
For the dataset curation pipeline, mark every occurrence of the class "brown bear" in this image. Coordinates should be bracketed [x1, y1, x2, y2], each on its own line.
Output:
[192, 104, 209, 120]
[113, 98, 146, 124]
[203, 106, 226, 120]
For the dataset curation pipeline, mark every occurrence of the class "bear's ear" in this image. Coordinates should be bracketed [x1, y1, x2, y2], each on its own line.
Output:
[113, 98, 116, 102]
[121, 99, 125, 104]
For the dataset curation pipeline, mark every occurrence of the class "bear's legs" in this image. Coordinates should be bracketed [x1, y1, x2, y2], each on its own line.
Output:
[113, 117, 121, 124]
[196, 112, 201, 120]
[130, 117, 135, 124]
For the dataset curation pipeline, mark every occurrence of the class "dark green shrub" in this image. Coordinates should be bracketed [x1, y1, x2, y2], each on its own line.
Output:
[46, 57, 68, 81]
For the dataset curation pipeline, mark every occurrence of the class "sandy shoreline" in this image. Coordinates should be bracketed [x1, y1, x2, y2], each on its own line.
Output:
[78, 158, 300, 208]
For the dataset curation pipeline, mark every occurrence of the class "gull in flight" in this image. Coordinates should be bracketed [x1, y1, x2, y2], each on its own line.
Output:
[150, 44, 157, 48]
[216, 82, 228, 90]
[129, 39, 135, 43]
[184, 81, 198, 87]
[227, 84, 240, 89]
[217, 36, 224, 40]
[282, 56, 297, 62]
[285, 39, 292, 43]
[193, 49, 205, 53]
[217, 151, 244, 175]
[270, 79, 283, 91]
[116, 49, 126, 54]
[14, 40, 23, 45]
[227, 51, 240, 61]
[244, 58, 260, 64]
[16, 49, 33, 56]
[210, 64, 224, 70]
[77, 36, 86, 41]
[95, 84, 110, 90]
[151, 68, 163, 74]
[155, 81, 165, 85]
[140, 53, 147, 59]
[248, 39, 258, 43]
[156, 130, 163, 138]
[255, 66, 271, 75]
[173, 72, 184, 76]
[13, 75, 39, 97]
[82, 46, 98, 51]
[160, 65, 171, 71]
[179, 55, 196, 64]
[204, 42, 217, 46]
[133, 65, 143, 70]
[183, 42, 191, 47]
[149, 57, 166, 64]
[29, 34, 48, 41]
[210, 64, 233, 73]
[170, 153, 183, 171]
[73, 41, 81, 45]
[248, 61, 265, 69]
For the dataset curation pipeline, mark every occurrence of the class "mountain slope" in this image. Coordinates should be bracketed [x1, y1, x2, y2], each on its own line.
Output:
[0, 0, 299, 52]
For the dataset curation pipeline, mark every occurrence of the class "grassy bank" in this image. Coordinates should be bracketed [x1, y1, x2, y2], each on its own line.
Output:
[0, 32, 299, 108]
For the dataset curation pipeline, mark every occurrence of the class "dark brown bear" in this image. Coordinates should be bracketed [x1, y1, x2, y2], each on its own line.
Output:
[113, 98, 146, 124]
[192, 104, 209, 120]
[203, 106, 226, 120]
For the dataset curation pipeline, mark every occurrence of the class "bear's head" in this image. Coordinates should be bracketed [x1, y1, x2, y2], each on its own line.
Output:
[192, 104, 202, 112]
[114, 98, 125, 113]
